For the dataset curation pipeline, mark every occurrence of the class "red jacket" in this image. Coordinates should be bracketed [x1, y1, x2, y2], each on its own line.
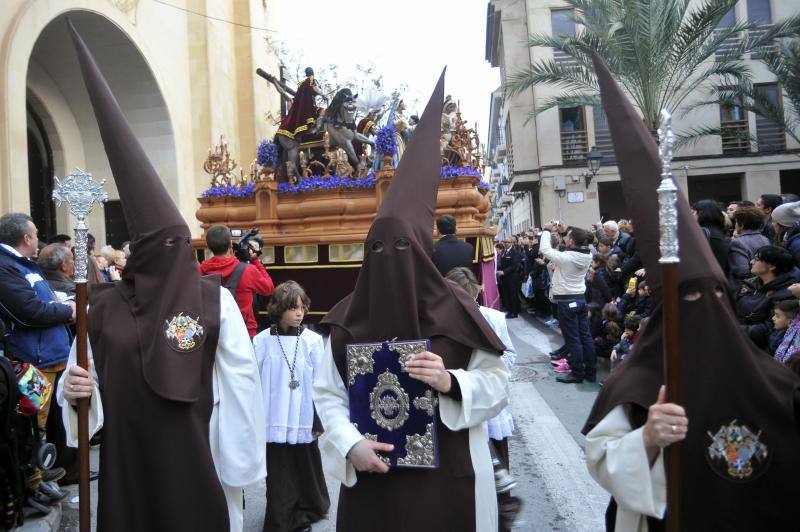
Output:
[198, 256, 274, 336]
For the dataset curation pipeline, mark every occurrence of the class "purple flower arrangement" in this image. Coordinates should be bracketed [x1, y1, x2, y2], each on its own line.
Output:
[375, 125, 397, 157]
[440, 165, 484, 180]
[202, 166, 487, 198]
[201, 183, 256, 198]
[277, 174, 377, 195]
[257, 140, 279, 168]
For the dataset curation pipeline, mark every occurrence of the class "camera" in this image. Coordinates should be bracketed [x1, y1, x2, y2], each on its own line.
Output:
[234, 227, 264, 263]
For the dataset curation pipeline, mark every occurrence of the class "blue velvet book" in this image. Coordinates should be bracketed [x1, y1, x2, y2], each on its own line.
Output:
[346, 339, 440, 468]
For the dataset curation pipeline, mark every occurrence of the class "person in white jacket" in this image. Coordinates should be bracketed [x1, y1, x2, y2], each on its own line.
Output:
[539, 222, 596, 383]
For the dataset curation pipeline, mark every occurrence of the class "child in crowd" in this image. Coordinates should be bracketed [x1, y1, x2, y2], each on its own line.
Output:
[770, 299, 800, 357]
[611, 315, 642, 371]
[593, 303, 622, 359]
[605, 255, 625, 298]
[597, 236, 623, 259]
[253, 281, 329, 532]
[618, 278, 652, 317]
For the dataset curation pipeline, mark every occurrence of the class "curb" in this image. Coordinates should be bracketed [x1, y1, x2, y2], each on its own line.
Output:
[18, 503, 61, 531]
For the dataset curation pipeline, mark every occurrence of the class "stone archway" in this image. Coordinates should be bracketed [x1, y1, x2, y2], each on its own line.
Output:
[2, 5, 179, 245]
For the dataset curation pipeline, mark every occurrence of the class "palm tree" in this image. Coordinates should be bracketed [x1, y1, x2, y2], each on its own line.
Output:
[506, 0, 800, 133]
[684, 37, 800, 147]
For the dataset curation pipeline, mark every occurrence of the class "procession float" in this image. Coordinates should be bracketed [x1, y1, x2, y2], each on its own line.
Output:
[194, 68, 498, 324]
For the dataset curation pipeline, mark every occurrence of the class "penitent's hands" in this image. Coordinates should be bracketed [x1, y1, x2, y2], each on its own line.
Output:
[405, 351, 451, 393]
[347, 439, 394, 473]
[643, 386, 688, 461]
[63, 364, 94, 404]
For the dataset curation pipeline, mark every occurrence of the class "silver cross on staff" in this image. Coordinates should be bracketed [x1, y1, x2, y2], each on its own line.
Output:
[657, 109, 679, 265]
[52, 169, 108, 283]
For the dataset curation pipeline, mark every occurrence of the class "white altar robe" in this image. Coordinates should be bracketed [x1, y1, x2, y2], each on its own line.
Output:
[56, 287, 267, 532]
[313, 338, 509, 532]
[585, 404, 667, 532]
[478, 305, 516, 440]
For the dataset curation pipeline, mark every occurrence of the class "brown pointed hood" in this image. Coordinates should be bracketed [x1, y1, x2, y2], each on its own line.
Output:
[591, 54, 725, 292]
[322, 69, 504, 354]
[583, 52, 800, 530]
[69, 20, 214, 402]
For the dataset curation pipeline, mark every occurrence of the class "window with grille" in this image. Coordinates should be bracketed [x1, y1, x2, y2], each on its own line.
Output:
[748, 0, 773, 59]
[715, 6, 739, 61]
[754, 83, 785, 152]
[719, 90, 749, 154]
[592, 106, 616, 164]
[560, 107, 587, 165]
[551, 9, 577, 66]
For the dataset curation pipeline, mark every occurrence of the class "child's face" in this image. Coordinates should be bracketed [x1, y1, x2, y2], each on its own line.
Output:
[773, 309, 792, 331]
[598, 242, 609, 254]
[638, 285, 649, 297]
[625, 327, 636, 337]
[280, 295, 306, 329]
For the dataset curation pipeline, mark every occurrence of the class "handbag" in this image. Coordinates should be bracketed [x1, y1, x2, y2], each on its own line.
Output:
[520, 276, 533, 298]
[12, 362, 53, 417]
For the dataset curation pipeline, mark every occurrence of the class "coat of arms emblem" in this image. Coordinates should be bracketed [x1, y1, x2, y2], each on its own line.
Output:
[164, 313, 205, 352]
[706, 420, 769, 481]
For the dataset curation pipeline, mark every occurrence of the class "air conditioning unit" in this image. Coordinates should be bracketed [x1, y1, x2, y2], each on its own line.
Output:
[501, 194, 512, 205]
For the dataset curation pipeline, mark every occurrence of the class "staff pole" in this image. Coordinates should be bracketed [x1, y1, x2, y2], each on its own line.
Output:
[657, 110, 681, 532]
[53, 170, 107, 532]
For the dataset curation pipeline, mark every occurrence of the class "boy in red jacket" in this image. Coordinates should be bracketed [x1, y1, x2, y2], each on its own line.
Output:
[199, 225, 274, 336]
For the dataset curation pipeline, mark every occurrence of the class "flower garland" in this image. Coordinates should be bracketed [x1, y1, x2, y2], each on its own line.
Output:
[257, 140, 279, 168]
[440, 165, 483, 180]
[201, 167, 487, 197]
[277, 174, 376, 195]
[375, 124, 397, 157]
[201, 183, 256, 198]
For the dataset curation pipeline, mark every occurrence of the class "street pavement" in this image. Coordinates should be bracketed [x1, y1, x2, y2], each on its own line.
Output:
[56, 313, 611, 531]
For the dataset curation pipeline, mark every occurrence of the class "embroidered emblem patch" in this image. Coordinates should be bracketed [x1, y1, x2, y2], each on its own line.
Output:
[164, 313, 205, 352]
[706, 420, 769, 481]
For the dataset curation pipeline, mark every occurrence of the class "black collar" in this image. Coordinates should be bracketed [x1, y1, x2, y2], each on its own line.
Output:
[270, 325, 305, 336]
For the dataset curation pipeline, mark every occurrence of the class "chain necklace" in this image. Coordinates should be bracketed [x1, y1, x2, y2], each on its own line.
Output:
[275, 327, 301, 390]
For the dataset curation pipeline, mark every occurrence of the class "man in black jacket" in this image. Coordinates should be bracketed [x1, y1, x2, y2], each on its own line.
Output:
[432, 215, 475, 276]
[497, 237, 521, 318]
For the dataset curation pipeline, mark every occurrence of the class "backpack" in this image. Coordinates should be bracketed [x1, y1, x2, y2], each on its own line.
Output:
[223, 262, 247, 299]
[0, 342, 23, 530]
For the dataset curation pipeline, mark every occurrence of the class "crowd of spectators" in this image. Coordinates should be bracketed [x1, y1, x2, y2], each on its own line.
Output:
[0, 213, 141, 521]
[496, 192, 800, 384]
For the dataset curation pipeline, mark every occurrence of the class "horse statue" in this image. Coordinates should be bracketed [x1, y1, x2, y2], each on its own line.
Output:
[257, 69, 373, 181]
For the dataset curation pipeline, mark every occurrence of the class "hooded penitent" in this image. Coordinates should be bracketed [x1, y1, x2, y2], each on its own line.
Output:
[69, 21, 228, 532]
[583, 52, 800, 530]
[321, 70, 505, 532]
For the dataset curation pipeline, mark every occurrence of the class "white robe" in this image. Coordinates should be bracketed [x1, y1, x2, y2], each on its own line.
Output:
[56, 287, 267, 532]
[312, 337, 509, 532]
[585, 404, 666, 532]
[253, 327, 324, 444]
[478, 306, 516, 440]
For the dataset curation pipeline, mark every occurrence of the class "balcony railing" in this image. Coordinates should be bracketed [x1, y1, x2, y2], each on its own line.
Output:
[560, 129, 588, 166]
[554, 49, 578, 67]
[750, 25, 775, 60]
[593, 128, 616, 165]
[756, 117, 786, 152]
[714, 29, 741, 61]
[720, 119, 750, 154]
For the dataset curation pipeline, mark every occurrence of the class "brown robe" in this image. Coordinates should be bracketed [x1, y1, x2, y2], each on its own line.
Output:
[331, 328, 477, 532]
[87, 279, 227, 532]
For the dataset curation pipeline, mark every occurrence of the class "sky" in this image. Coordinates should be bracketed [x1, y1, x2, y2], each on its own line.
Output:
[270, 0, 500, 143]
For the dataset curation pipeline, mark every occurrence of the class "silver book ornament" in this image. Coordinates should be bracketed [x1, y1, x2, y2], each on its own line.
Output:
[657, 110, 679, 264]
[52, 169, 108, 283]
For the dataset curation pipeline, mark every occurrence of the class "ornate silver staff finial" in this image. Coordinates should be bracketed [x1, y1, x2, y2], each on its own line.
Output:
[657, 109, 679, 265]
[53, 169, 108, 283]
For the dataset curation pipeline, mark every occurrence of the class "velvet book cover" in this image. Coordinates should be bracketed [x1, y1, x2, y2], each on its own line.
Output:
[346, 339, 440, 468]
